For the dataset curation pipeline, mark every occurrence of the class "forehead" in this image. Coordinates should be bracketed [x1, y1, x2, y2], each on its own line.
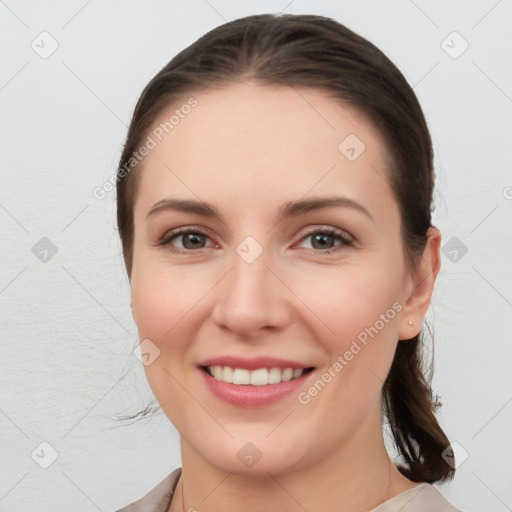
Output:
[133, 81, 396, 222]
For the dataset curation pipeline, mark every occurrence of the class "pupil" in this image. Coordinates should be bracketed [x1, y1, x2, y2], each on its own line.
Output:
[184, 233, 204, 249]
[313, 234, 332, 249]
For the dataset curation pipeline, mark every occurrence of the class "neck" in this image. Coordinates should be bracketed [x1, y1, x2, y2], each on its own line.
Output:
[171, 408, 416, 512]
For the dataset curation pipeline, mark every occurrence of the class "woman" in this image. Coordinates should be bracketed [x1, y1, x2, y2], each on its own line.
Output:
[115, 13, 462, 512]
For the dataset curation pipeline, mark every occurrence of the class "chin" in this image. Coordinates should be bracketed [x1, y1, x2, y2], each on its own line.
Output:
[191, 435, 311, 478]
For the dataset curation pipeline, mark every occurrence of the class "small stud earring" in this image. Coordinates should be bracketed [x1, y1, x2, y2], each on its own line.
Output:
[407, 320, 413, 326]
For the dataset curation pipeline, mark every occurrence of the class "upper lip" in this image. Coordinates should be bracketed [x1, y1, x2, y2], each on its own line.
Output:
[198, 355, 314, 371]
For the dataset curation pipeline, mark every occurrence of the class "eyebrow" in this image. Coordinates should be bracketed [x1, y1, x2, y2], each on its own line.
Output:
[145, 195, 374, 223]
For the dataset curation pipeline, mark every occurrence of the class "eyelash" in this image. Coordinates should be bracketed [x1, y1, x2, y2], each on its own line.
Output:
[157, 226, 354, 255]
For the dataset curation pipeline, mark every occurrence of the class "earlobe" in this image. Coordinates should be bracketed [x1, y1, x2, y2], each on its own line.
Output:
[398, 227, 441, 340]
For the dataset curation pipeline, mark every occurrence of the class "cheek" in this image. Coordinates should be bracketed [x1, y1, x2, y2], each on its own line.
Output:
[129, 257, 210, 427]
[290, 261, 403, 340]
[301, 263, 404, 394]
[130, 253, 211, 341]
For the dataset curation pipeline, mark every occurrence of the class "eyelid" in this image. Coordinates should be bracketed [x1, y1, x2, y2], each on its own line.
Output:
[158, 225, 217, 248]
[293, 225, 354, 244]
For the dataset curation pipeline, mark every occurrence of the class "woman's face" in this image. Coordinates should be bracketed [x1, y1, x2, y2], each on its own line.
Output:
[129, 82, 427, 476]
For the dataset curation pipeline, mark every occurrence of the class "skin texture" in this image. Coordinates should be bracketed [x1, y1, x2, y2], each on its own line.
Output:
[129, 82, 441, 512]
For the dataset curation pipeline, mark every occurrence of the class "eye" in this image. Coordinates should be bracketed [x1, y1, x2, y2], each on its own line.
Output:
[158, 227, 215, 252]
[158, 226, 353, 255]
[296, 227, 353, 255]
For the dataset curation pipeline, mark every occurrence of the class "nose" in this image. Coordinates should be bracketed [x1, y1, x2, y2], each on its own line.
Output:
[210, 246, 292, 338]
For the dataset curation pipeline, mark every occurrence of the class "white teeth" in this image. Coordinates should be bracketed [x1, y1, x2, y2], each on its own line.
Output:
[249, 368, 268, 386]
[232, 368, 250, 385]
[268, 367, 281, 384]
[281, 368, 293, 381]
[207, 366, 307, 385]
[223, 366, 233, 383]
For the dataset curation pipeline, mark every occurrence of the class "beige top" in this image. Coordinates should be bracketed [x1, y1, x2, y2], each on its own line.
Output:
[117, 467, 462, 512]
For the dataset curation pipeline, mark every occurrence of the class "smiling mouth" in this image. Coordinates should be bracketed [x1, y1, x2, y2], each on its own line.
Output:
[200, 365, 315, 386]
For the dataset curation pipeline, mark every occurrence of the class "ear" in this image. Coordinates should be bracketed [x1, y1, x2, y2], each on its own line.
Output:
[398, 227, 441, 340]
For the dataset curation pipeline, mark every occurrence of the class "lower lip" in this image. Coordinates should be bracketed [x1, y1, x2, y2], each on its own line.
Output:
[199, 367, 314, 407]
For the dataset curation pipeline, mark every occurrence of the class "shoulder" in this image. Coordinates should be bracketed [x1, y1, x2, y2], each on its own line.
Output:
[114, 470, 463, 512]
[372, 482, 463, 512]
[115, 467, 182, 512]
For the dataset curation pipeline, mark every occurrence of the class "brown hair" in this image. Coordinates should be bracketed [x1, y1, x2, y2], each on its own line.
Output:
[116, 13, 454, 483]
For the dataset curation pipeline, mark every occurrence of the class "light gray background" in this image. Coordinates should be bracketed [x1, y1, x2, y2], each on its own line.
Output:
[1, 1, 511, 511]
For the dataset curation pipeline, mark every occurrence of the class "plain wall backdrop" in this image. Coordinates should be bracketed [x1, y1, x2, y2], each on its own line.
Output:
[1, 1, 511, 511]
